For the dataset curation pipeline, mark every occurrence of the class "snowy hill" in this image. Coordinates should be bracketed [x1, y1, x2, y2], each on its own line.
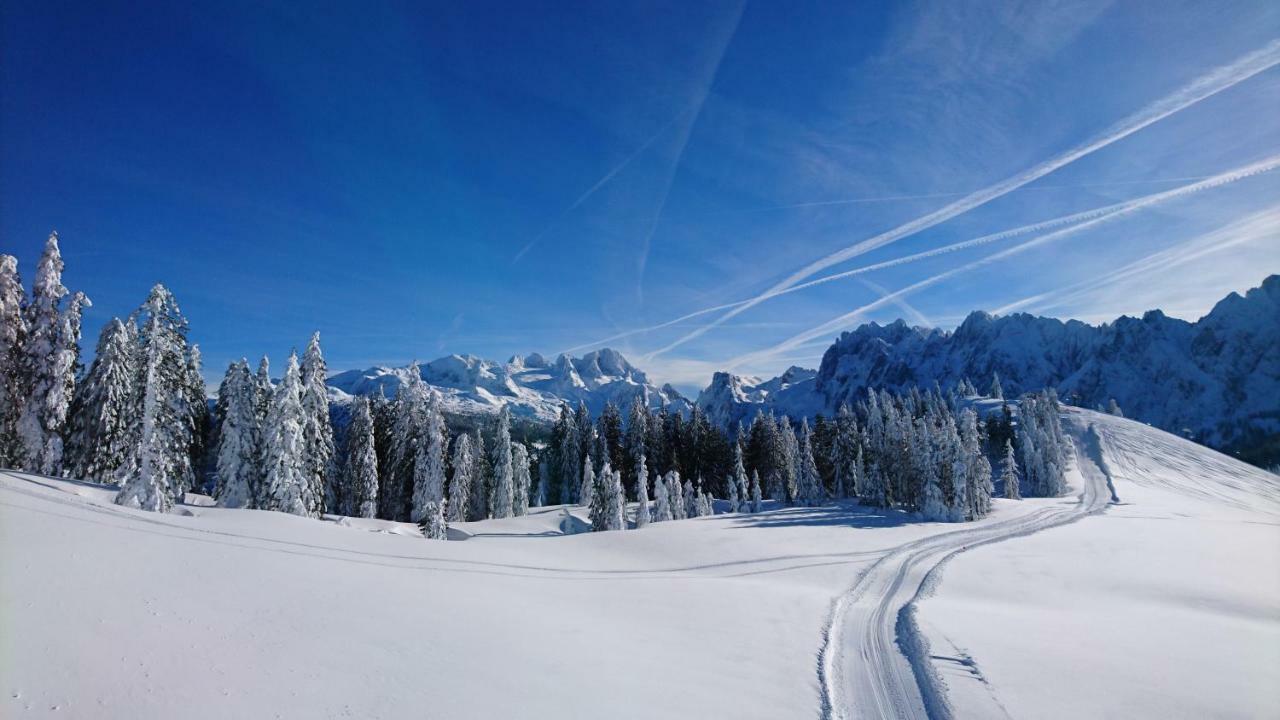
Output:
[699, 275, 1279, 464]
[4, 408, 1277, 718]
[327, 348, 692, 421]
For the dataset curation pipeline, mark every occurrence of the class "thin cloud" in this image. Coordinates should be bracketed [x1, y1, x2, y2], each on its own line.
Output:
[647, 38, 1280, 358]
[727, 153, 1280, 370]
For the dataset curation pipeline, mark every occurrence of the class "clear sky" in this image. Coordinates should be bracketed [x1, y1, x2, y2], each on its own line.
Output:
[3, 1, 1278, 392]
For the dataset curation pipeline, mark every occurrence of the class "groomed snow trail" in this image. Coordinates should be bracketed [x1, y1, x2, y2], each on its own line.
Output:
[820, 410, 1114, 720]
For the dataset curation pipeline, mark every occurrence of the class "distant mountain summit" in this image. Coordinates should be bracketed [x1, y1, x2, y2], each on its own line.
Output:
[327, 348, 692, 421]
[698, 275, 1279, 464]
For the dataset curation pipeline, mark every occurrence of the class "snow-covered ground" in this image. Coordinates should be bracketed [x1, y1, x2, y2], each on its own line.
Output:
[2, 408, 1277, 718]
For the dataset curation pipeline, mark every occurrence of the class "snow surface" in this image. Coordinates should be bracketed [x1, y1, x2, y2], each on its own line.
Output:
[2, 408, 1277, 718]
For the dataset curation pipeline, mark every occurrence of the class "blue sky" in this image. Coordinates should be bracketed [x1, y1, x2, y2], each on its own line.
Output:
[3, 1, 1278, 392]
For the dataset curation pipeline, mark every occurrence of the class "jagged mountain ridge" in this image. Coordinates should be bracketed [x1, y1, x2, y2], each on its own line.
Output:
[327, 348, 692, 422]
[698, 275, 1279, 464]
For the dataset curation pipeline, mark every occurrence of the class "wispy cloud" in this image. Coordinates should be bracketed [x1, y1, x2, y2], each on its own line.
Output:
[727, 153, 1280, 369]
[645, 38, 1280, 358]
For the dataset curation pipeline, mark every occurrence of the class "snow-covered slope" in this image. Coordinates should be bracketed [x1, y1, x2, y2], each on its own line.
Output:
[327, 348, 691, 421]
[699, 276, 1279, 462]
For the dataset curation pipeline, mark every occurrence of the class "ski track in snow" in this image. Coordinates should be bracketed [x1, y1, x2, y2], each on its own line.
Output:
[819, 410, 1115, 720]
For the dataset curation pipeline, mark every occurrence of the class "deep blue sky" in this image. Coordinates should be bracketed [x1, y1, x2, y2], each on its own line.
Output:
[3, 1, 1278, 391]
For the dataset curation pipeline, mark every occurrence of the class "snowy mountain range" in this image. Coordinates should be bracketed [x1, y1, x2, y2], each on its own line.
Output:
[697, 275, 1279, 464]
[327, 348, 692, 422]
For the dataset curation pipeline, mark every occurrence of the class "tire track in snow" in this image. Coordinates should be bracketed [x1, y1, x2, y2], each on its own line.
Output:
[819, 412, 1115, 719]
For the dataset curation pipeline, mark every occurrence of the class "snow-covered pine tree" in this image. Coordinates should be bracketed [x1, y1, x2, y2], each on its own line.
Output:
[469, 426, 490, 520]
[17, 235, 86, 474]
[624, 395, 648, 499]
[382, 364, 428, 520]
[749, 469, 763, 513]
[579, 455, 595, 511]
[410, 392, 449, 522]
[833, 403, 858, 498]
[447, 433, 474, 522]
[731, 441, 748, 512]
[958, 409, 992, 519]
[512, 442, 531, 516]
[797, 419, 825, 506]
[608, 467, 626, 530]
[920, 460, 947, 522]
[991, 372, 1003, 400]
[342, 396, 379, 517]
[1000, 439, 1020, 499]
[183, 345, 211, 494]
[489, 405, 515, 519]
[634, 452, 650, 528]
[419, 500, 448, 541]
[653, 469, 672, 521]
[669, 471, 687, 520]
[726, 472, 739, 513]
[214, 360, 260, 508]
[589, 461, 613, 531]
[300, 333, 335, 514]
[778, 416, 799, 503]
[1107, 398, 1123, 417]
[683, 478, 697, 519]
[0, 254, 26, 467]
[65, 318, 137, 483]
[258, 353, 311, 516]
[550, 405, 580, 504]
[115, 285, 193, 512]
[254, 356, 272, 420]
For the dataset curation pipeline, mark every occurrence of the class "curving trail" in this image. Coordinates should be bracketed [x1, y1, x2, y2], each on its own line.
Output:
[820, 411, 1114, 719]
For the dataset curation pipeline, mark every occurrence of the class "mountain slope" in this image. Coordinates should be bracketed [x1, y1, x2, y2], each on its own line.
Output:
[699, 276, 1279, 463]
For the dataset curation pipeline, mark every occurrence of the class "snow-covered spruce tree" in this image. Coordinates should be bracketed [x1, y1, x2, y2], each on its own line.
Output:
[574, 401, 594, 482]
[469, 427, 490, 520]
[410, 393, 448, 523]
[653, 469, 672, 522]
[749, 469, 763, 512]
[447, 433, 474, 523]
[589, 461, 613, 531]
[258, 354, 311, 516]
[0, 254, 27, 467]
[254, 356, 273, 421]
[183, 345, 211, 494]
[115, 285, 193, 512]
[608, 467, 626, 530]
[342, 396, 379, 518]
[214, 360, 260, 508]
[419, 500, 448, 541]
[534, 459, 548, 508]
[920, 460, 947, 522]
[669, 471, 687, 520]
[17, 235, 88, 474]
[382, 364, 428, 520]
[1000, 439, 1020, 500]
[683, 478, 697, 519]
[959, 408, 993, 519]
[489, 405, 515, 519]
[579, 456, 596, 513]
[634, 453, 650, 528]
[991, 372, 1003, 400]
[550, 404, 580, 504]
[1107, 398, 1123, 417]
[797, 419, 825, 507]
[833, 403, 858, 498]
[726, 472, 739, 513]
[65, 318, 137, 483]
[300, 333, 335, 514]
[624, 395, 648, 499]
[778, 416, 799, 503]
[731, 442, 748, 512]
[512, 442, 531, 516]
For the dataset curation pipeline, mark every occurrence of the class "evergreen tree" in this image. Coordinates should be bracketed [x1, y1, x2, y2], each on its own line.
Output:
[17, 235, 86, 474]
[115, 285, 193, 512]
[469, 427, 490, 520]
[598, 402, 624, 475]
[1000, 439, 1020, 499]
[726, 472, 739, 513]
[183, 345, 211, 494]
[489, 405, 515, 519]
[920, 461, 947, 521]
[590, 461, 613, 531]
[669, 471, 687, 520]
[731, 442, 748, 513]
[683, 478, 697, 519]
[550, 405, 580, 504]
[512, 442, 531, 516]
[634, 452, 650, 528]
[991, 372, 1004, 400]
[65, 319, 137, 483]
[653, 469, 672, 522]
[608, 467, 626, 530]
[258, 353, 311, 516]
[749, 469, 763, 513]
[383, 364, 427, 520]
[213, 360, 259, 508]
[410, 393, 448, 522]
[0, 254, 26, 466]
[580, 456, 596, 513]
[447, 433, 474, 523]
[833, 403, 858, 498]
[624, 395, 648, 498]
[419, 500, 448, 541]
[343, 396, 379, 517]
[1107, 398, 1124, 417]
[300, 333, 335, 514]
[796, 419, 825, 506]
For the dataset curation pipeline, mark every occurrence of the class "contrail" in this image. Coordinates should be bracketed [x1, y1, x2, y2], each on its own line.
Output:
[510, 106, 694, 264]
[649, 39, 1280, 357]
[995, 205, 1280, 315]
[727, 153, 1280, 370]
[564, 190, 1204, 355]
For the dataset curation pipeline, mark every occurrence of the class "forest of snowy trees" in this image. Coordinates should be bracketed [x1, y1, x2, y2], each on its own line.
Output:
[0, 235, 1073, 538]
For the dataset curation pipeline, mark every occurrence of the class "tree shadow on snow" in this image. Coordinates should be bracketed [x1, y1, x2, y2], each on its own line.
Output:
[725, 501, 919, 530]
